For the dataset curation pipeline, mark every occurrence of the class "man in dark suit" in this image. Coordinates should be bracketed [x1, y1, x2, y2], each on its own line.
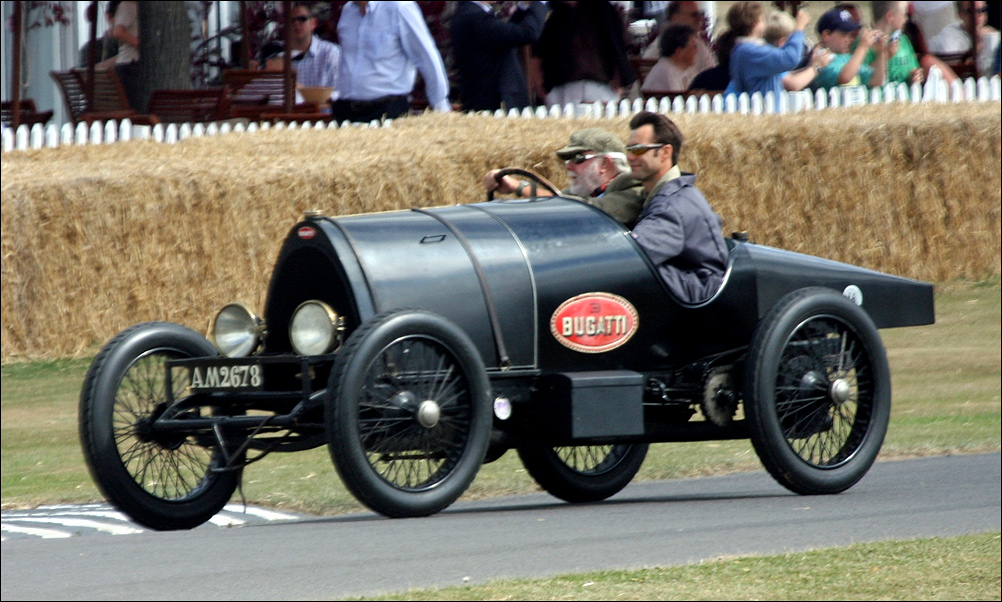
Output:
[450, 1, 549, 112]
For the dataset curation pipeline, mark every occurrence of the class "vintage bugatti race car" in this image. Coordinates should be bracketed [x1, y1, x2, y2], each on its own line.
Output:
[79, 172, 934, 530]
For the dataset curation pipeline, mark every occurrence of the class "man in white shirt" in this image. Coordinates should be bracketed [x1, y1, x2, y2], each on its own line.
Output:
[928, 0, 1000, 77]
[334, 1, 451, 123]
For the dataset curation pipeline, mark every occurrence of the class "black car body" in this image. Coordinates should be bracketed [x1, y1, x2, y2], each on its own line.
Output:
[79, 195, 935, 529]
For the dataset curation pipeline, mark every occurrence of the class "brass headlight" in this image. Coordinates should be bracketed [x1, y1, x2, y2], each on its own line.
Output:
[290, 300, 343, 356]
[211, 303, 264, 358]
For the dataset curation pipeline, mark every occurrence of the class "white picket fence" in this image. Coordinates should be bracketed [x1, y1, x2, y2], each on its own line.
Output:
[3, 73, 1000, 153]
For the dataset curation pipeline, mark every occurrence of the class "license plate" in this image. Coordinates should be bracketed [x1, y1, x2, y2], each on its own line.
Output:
[187, 360, 263, 392]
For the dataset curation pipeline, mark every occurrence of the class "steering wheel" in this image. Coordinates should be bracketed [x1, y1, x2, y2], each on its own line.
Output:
[487, 167, 561, 201]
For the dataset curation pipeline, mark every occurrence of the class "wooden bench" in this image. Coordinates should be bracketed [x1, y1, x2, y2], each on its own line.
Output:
[260, 110, 333, 125]
[146, 88, 231, 124]
[51, 68, 157, 126]
[221, 69, 316, 120]
[1, 99, 54, 129]
[931, 51, 978, 80]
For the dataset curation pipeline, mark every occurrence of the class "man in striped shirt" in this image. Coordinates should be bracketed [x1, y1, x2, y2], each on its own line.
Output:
[288, 3, 340, 103]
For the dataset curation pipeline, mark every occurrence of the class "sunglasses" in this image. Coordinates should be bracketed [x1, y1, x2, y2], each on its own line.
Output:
[625, 143, 666, 156]
[292, 15, 312, 23]
[564, 153, 598, 165]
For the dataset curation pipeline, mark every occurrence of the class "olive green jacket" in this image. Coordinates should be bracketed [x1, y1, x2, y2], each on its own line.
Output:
[563, 172, 647, 229]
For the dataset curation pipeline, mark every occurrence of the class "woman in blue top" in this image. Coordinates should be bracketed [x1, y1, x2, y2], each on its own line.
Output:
[724, 2, 812, 110]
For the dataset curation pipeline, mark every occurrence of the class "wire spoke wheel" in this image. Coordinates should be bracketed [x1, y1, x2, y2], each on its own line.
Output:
[79, 322, 240, 530]
[357, 337, 473, 490]
[775, 317, 874, 468]
[328, 310, 491, 518]
[518, 443, 648, 503]
[745, 289, 890, 495]
[113, 351, 217, 501]
[553, 445, 627, 474]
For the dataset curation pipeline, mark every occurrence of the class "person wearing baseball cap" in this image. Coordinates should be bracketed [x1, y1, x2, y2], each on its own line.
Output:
[813, 6, 888, 90]
[817, 6, 863, 35]
[483, 128, 646, 228]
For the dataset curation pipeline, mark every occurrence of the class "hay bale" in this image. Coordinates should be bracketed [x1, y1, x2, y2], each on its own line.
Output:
[2, 103, 999, 361]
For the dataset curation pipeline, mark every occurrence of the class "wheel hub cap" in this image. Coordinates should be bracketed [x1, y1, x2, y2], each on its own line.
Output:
[416, 400, 441, 428]
[830, 378, 852, 404]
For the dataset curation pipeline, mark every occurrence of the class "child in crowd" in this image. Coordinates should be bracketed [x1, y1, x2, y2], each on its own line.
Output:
[764, 10, 798, 46]
[724, 2, 813, 108]
[865, 0, 923, 85]
[813, 6, 887, 90]
[762, 10, 834, 92]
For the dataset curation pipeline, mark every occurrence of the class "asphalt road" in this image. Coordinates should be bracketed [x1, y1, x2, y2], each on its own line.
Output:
[2, 452, 999, 600]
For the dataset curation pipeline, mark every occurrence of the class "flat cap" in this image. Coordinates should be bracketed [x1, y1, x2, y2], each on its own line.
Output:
[555, 128, 626, 159]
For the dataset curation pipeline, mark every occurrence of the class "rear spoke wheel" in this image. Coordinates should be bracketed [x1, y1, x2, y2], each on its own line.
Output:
[745, 289, 890, 495]
[517, 443, 648, 503]
[775, 318, 874, 468]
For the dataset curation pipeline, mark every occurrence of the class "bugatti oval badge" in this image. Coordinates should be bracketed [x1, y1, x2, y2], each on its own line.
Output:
[550, 293, 639, 353]
[297, 226, 316, 240]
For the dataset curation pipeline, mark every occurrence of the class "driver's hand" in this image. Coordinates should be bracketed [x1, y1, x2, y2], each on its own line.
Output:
[482, 170, 519, 194]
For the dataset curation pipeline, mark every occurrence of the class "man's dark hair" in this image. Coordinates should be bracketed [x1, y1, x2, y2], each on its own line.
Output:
[629, 111, 684, 164]
[660, 24, 696, 58]
[292, 2, 317, 17]
[665, 1, 685, 21]
[712, 29, 738, 66]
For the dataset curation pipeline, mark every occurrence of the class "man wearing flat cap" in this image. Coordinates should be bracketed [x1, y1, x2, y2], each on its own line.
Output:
[483, 128, 646, 228]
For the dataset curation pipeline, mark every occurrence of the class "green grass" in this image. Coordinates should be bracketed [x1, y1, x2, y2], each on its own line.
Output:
[1, 358, 99, 506]
[2, 282, 999, 513]
[353, 533, 1002, 601]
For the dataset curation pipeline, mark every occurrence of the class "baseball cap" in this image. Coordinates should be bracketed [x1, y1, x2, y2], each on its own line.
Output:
[816, 8, 862, 34]
[555, 128, 626, 160]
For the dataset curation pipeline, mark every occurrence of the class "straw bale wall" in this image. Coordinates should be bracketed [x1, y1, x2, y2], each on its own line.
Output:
[2, 102, 999, 362]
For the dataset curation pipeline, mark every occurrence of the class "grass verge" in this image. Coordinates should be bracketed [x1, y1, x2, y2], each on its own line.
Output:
[353, 532, 1002, 601]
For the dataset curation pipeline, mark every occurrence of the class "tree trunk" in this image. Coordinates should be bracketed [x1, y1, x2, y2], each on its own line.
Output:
[134, 2, 191, 113]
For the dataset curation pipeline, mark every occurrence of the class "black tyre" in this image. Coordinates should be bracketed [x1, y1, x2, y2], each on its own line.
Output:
[326, 310, 492, 518]
[744, 288, 891, 495]
[79, 322, 241, 530]
[517, 444, 649, 503]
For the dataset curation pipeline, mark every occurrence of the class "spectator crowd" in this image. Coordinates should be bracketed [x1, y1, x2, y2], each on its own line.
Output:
[76, 1, 1002, 122]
